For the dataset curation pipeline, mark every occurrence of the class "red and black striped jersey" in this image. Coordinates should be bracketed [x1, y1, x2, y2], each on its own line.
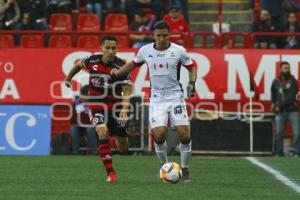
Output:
[81, 54, 131, 110]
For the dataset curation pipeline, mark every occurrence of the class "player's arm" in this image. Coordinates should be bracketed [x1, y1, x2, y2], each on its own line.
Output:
[113, 47, 145, 79]
[119, 84, 133, 126]
[113, 62, 136, 78]
[64, 60, 84, 87]
[185, 63, 197, 98]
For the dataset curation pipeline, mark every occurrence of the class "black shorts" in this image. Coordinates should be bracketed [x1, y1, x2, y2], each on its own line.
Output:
[89, 109, 127, 137]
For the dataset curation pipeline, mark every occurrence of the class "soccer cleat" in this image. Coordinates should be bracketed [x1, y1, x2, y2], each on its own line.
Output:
[181, 168, 191, 183]
[106, 172, 117, 183]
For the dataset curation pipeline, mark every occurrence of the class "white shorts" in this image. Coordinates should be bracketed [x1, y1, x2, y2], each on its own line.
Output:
[149, 100, 189, 129]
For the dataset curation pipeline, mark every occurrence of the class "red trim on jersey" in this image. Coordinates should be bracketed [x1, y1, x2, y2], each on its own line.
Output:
[184, 61, 196, 71]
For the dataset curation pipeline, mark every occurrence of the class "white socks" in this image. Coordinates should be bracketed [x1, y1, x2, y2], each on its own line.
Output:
[154, 140, 168, 164]
[180, 140, 192, 169]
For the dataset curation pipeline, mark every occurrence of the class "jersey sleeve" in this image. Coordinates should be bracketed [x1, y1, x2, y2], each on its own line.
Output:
[132, 47, 146, 66]
[81, 56, 92, 70]
[180, 48, 193, 66]
[180, 48, 195, 70]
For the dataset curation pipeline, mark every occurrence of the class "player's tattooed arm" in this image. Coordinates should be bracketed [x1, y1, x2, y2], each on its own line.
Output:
[64, 59, 84, 87]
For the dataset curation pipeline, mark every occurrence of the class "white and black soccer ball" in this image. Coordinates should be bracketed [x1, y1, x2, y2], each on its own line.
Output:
[159, 162, 182, 184]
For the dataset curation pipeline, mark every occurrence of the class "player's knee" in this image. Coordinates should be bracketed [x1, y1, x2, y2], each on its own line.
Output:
[179, 135, 191, 144]
[154, 138, 166, 144]
[95, 124, 108, 139]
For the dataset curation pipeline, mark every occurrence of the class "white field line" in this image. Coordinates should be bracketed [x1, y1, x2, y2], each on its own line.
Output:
[246, 157, 300, 194]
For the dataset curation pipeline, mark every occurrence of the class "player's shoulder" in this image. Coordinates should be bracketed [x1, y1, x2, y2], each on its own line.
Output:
[170, 42, 186, 52]
[114, 56, 126, 66]
[84, 54, 101, 63]
[139, 42, 155, 52]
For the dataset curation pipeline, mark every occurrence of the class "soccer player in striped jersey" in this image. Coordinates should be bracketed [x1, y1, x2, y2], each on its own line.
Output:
[112, 21, 197, 182]
[64, 35, 132, 183]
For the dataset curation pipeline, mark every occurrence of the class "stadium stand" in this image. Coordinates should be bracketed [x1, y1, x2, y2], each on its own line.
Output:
[0, 34, 15, 48]
[77, 14, 101, 31]
[49, 13, 73, 31]
[76, 35, 100, 48]
[49, 35, 72, 48]
[105, 13, 129, 31]
[20, 35, 44, 48]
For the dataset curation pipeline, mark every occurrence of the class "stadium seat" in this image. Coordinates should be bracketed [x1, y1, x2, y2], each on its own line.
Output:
[49, 35, 72, 48]
[105, 13, 128, 31]
[77, 14, 100, 31]
[115, 35, 130, 48]
[20, 35, 44, 48]
[76, 35, 100, 48]
[49, 13, 72, 31]
[0, 34, 14, 48]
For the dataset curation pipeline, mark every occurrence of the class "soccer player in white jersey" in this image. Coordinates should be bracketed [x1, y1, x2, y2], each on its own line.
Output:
[112, 20, 197, 182]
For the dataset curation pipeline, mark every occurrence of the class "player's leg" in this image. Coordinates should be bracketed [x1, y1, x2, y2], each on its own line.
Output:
[170, 101, 192, 182]
[150, 102, 169, 165]
[288, 111, 300, 156]
[153, 126, 168, 164]
[90, 109, 117, 183]
[108, 111, 130, 154]
[114, 136, 129, 154]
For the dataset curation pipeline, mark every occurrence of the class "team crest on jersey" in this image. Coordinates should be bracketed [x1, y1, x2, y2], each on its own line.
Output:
[170, 52, 175, 58]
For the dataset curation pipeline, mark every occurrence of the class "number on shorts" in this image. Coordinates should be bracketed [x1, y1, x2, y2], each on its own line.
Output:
[174, 105, 182, 115]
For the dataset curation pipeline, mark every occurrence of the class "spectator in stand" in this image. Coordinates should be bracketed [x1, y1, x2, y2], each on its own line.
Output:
[71, 85, 98, 155]
[0, 0, 20, 30]
[48, 0, 74, 15]
[163, 5, 189, 46]
[105, 0, 127, 13]
[271, 61, 300, 157]
[253, 9, 281, 48]
[129, 9, 155, 48]
[286, 0, 300, 11]
[16, 0, 48, 30]
[169, 0, 188, 22]
[127, 0, 163, 21]
[284, 12, 300, 48]
[85, 0, 103, 21]
[260, 0, 285, 22]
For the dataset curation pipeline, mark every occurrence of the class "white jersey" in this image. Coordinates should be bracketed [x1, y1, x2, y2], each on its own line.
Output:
[133, 42, 193, 101]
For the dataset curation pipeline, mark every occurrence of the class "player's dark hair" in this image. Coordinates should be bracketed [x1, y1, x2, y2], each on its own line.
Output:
[280, 61, 290, 68]
[154, 20, 170, 30]
[101, 35, 118, 44]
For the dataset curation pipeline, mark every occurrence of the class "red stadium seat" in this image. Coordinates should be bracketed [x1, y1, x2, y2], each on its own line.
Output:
[20, 35, 44, 48]
[49, 13, 72, 31]
[0, 34, 14, 48]
[77, 14, 100, 31]
[115, 35, 130, 48]
[105, 13, 128, 31]
[76, 35, 100, 48]
[49, 35, 72, 48]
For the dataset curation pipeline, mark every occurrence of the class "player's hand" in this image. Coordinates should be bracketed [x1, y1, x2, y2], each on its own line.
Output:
[64, 80, 72, 88]
[119, 109, 128, 127]
[186, 81, 195, 98]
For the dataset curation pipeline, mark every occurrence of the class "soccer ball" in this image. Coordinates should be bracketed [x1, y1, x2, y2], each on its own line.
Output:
[159, 162, 182, 183]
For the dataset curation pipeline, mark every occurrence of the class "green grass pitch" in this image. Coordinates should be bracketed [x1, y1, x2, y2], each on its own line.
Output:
[0, 155, 299, 200]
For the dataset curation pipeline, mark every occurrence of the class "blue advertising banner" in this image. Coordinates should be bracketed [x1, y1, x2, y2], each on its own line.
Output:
[0, 105, 51, 155]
